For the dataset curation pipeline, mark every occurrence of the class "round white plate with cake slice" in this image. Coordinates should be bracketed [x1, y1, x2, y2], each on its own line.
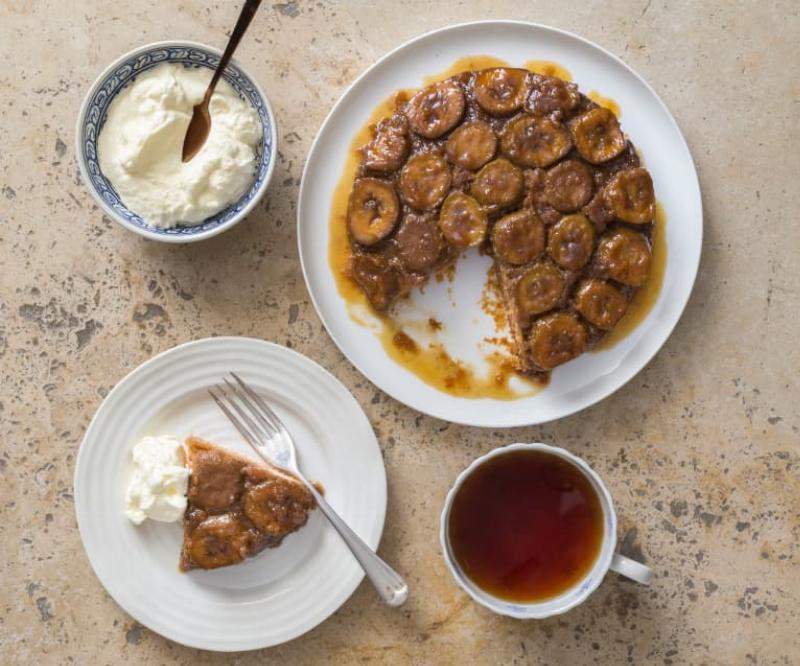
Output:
[297, 21, 702, 427]
[74, 337, 386, 651]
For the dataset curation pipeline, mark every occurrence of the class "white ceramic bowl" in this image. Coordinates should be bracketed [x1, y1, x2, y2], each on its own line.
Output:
[75, 40, 277, 243]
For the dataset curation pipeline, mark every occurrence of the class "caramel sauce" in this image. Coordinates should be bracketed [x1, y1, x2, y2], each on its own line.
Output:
[328, 91, 408, 321]
[428, 317, 443, 332]
[587, 90, 621, 118]
[424, 55, 511, 84]
[327, 56, 665, 398]
[523, 60, 573, 81]
[380, 321, 541, 399]
[448, 449, 604, 602]
[593, 202, 667, 351]
[392, 330, 418, 353]
[427, 57, 572, 85]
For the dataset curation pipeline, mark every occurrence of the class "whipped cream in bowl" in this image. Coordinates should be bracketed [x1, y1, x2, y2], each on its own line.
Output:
[76, 41, 277, 242]
[98, 64, 262, 229]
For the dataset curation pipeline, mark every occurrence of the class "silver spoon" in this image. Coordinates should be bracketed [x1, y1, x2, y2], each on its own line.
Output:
[182, 0, 262, 162]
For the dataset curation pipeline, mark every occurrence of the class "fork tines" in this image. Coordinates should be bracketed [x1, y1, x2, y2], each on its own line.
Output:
[208, 372, 285, 451]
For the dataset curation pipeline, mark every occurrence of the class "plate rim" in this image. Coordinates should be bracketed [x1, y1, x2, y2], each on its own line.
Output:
[73, 336, 386, 651]
[297, 19, 703, 428]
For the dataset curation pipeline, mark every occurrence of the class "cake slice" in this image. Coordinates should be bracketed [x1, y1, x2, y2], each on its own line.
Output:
[180, 436, 315, 571]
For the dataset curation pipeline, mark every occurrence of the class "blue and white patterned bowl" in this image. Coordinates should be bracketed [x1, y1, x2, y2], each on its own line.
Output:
[75, 41, 277, 243]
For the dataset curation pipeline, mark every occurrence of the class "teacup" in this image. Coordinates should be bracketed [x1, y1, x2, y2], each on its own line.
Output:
[440, 442, 652, 619]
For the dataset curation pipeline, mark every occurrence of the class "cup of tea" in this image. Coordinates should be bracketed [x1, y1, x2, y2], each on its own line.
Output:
[440, 442, 652, 618]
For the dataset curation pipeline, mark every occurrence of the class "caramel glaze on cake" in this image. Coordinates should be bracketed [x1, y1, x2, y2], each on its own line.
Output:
[180, 436, 315, 571]
[344, 67, 656, 378]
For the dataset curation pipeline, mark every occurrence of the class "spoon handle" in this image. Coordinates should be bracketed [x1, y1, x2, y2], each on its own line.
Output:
[304, 480, 409, 606]
[208, 0, 263, 96]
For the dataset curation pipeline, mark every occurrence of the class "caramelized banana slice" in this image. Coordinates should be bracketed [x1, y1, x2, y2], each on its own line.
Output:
[398, 153, 452, 210]
[547, 214, 595, 270]
[244, 479, 314, 536]
[349, 253, 401, 311]
[529, 311, 587, 370]
[188, 514, 253, 570]
[470, 158, 524, 209]
[596, 227, 651, 287]
[544, 160, 594, 212]
[573, 278, 628, 330]
[474, 68, 529, 116]
[500, 114, 572, 168]
[396, 212, 445, 270]
[491, 210, 545, 265]
[363, 114, 410, 174]
[439, 192, 488, 249]
[528, 75, 581, 116]
[603, 167, 655, 223]
[515, 261, 564, 316]
[347, 178, 400, 246]
[445, 120, 497, 170]
[570, 107, 625, 164]
[404, 81, 465, 139]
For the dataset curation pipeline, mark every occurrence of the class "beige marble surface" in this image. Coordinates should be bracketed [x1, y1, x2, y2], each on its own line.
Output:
[2, 0, 799, 663]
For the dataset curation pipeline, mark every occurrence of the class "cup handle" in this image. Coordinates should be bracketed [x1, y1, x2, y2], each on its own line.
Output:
[610, 553, 653, 585]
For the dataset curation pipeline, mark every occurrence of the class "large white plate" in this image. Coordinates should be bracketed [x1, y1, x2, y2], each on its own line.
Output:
[297, 21, 702, 427]
[74, 337, 386, 651]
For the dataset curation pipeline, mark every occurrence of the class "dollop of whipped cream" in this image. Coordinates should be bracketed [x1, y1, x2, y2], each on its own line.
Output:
[98, 62, 262, 228]
[125, 435, 189, 525]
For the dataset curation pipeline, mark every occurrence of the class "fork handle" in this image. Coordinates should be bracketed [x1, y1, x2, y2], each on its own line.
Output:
[305, 483, 408, 606]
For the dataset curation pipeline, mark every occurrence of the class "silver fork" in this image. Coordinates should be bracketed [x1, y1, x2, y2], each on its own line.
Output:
[209, 372, 408, 607]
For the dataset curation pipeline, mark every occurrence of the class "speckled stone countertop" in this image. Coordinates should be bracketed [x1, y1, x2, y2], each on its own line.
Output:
[2, 1, 798, 664]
